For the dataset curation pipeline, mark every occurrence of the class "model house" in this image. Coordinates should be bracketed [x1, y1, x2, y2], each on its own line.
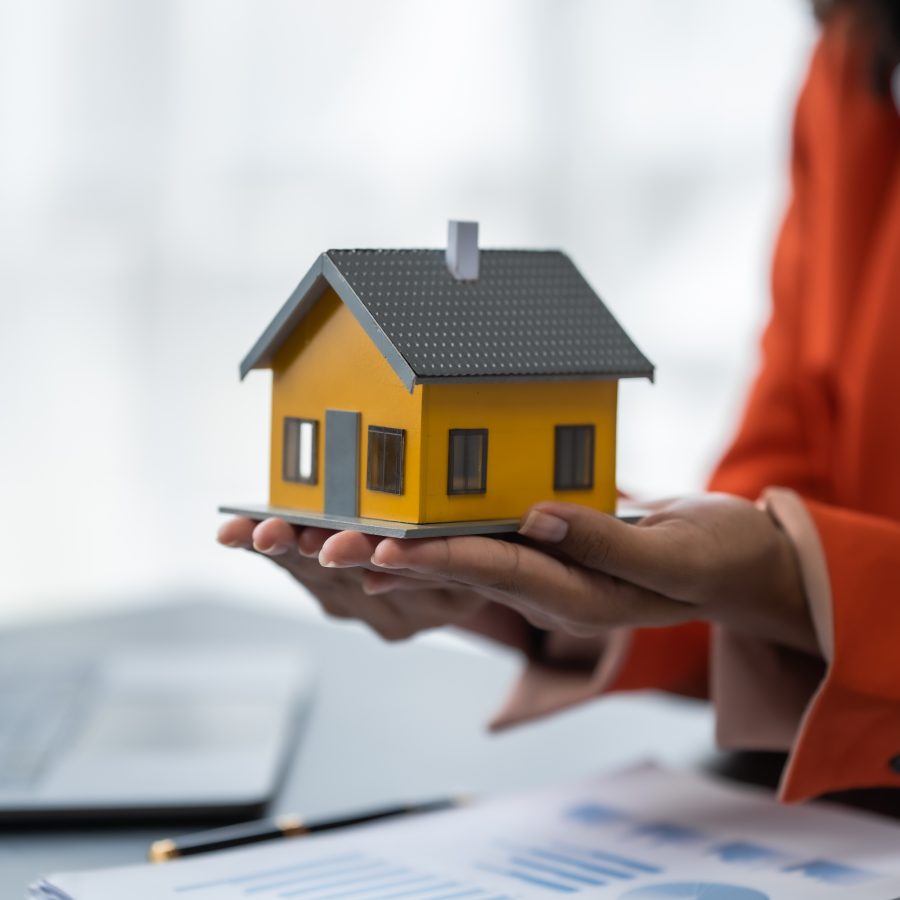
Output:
[223, 222, 653, 537]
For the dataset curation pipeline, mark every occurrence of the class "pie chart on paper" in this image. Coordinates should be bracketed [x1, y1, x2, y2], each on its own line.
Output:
[620, 884, 769, 900]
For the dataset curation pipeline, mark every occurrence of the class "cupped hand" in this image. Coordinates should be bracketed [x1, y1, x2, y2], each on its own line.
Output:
[216, 517, 536, 649]
[365, 494, 817, 655]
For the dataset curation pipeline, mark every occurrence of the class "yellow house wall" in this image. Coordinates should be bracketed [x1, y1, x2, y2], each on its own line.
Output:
[269, 288, 424, 521]
[420, 380, 618, 522]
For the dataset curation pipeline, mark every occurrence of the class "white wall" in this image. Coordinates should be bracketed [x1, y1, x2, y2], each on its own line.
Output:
[0, 0, 816, 622]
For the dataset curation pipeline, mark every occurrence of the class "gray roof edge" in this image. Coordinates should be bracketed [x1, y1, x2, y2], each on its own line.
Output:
[321, 253, 418, 392]
[326, 246, 567, 255]
[239, 255, 326, 380]
[562, 250, 656, 378]
[238, 253, 419, 392]
[414, 369, 653, 386]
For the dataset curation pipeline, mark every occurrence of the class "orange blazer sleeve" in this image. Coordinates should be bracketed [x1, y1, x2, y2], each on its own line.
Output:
[779, 501, 900, 800]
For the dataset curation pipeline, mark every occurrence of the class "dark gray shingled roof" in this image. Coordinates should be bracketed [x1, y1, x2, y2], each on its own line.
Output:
[240, 249, 653, 391]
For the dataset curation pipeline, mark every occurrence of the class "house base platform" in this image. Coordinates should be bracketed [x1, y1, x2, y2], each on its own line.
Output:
[218, 503, 644, 539]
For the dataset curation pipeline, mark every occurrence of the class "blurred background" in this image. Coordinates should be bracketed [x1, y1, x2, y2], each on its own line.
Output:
[0, 0, 816, 624]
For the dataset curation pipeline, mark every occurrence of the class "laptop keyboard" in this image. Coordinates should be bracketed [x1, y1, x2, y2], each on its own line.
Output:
[0, 668, 91, 788]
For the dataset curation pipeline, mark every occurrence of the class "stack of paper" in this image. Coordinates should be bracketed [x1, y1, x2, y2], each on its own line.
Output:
[31, 764, 900, 899]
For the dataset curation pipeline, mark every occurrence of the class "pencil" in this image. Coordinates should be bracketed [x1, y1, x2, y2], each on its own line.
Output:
[149, 798, 461, 862]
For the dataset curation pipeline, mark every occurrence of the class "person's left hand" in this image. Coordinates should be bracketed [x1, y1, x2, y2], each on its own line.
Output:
[366, 493, 817, 655]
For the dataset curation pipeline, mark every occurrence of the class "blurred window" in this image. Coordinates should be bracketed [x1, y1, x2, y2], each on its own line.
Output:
[367, 426, 405, 494]
[447, 429, 488, 494]
[555, 425, 595, 490]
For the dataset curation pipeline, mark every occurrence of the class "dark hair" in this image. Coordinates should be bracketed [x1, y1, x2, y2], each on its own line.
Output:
[814, 0, 900, 94]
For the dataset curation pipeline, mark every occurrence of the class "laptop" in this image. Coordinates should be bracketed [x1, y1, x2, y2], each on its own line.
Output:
[0, 644, 312, 823]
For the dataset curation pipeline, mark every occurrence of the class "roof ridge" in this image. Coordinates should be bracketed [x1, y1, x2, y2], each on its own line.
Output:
[326, 247, 564, 256]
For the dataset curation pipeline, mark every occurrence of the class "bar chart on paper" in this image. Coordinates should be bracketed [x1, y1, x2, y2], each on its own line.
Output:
[30, 765, 900, 900]
[620, 888, 767, 899]
[164, 837, 771, 900]
[171, 850, 503, 898]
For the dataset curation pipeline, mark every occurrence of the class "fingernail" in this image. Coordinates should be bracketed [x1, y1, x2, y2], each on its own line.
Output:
[519, 510, 569, 543]
[318, 550, 350, 568]
[362, 580, 391, 595]
[369, 553, 402, 569]
[255, 541, 288, 556]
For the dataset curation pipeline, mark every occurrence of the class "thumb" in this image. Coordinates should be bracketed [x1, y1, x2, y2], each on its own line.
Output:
[518, 501, 692, 598]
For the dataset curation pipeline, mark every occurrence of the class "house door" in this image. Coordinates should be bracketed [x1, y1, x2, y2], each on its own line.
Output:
[324, 410, 361, 517]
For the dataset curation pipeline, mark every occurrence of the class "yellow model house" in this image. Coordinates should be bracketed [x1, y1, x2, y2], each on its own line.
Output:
[222, 222, 653, 537]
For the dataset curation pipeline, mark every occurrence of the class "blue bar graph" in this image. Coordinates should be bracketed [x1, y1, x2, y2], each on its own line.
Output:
[248, 859, 398, 894]
[175, 853, 366, 892]
[173, 853, 503, 899]
[508, 856, 606, 887]
[565, 803, 627, 826]
[476, 863, 579, 893]
[302, 873, 430, 900]
[620, 884, 769, 899]
[476, 839, 663, 894]
[527, 847, 636, 880]
[708, 843, 784, 866]
[782, 859, 878, 886]
[554, 842, 663, 875]
[280, 871, 433, 898]
[629, 822, 705, 846]
[356, 878, 459, 900]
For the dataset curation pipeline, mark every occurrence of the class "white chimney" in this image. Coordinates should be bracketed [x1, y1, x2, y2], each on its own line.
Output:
[446, 220, 479, 281]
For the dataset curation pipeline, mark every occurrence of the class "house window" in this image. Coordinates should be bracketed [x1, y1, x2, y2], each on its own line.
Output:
[367, 426, 405, 494]
[447, 429, 488, 494]
[283, 418, 318, 484]
[554, 425, 595, 490]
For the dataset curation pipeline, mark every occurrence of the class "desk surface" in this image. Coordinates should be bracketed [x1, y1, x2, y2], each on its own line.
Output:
[1, 599, 714, 894]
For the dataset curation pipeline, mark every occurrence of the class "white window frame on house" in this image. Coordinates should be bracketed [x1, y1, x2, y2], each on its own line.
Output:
[283, 417, 318, 484]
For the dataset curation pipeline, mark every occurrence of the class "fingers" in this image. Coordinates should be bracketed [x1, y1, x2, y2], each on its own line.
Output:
[218, 517, 337, 560]
[370, 535, 578, 607]
[361, 570, 428, 594]
[217, 516, 308, 556]
[362, 579, 485, 630]
[297, 527, 337, 557]
[218, 518, 483, 628]
[218, 517, 341, 588]
[320, 531, 464, 585]
[370, 534, 693, 632]
[217, 518, 446, 586]
[518, 501, 701, 599]
[319, 530, 383, 567]
[217, 517, 257, 549]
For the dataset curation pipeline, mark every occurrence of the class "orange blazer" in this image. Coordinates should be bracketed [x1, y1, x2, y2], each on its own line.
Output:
[607, 23, 900, 802]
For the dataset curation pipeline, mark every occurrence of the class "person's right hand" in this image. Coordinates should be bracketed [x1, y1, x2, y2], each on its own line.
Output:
[216, 517, 536, 650]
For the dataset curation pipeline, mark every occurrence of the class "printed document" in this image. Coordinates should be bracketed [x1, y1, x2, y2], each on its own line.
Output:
[30, 764, 900, 899]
